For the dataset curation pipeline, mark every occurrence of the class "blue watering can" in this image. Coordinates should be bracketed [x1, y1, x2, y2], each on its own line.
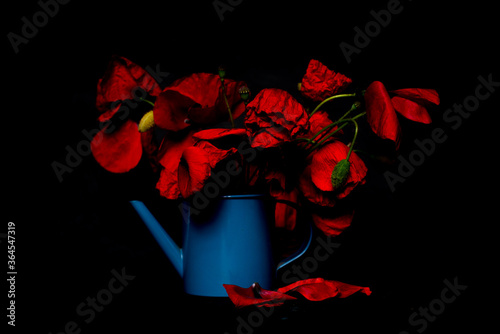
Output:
[130, 194, 312, 297]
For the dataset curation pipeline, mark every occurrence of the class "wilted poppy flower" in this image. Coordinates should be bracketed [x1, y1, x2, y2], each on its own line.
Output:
[95, 55, 162, 122]
[300, 59, 352, 102]
[245, 88, 309, 148]
[153, 73, 247, 131]
[91, 56, 162, 173]
[364, 81, 440, 149]
[223, 278, 371, 308]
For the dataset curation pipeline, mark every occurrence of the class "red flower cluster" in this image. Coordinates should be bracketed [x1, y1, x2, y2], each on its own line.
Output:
[90, 56, 439, 306]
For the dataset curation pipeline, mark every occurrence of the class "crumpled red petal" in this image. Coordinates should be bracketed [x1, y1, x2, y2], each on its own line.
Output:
[273, 188, 299, 230]
[310, 141, 367, 199]
[153, 90, 196, 131]
[90, 120, 142, 173]
[224, 278, 371, 308]
[245, 88, 309, 148]
[96, 56, 161, 116]
[301, 59, 352, 101]
[365, 81, 401, 149]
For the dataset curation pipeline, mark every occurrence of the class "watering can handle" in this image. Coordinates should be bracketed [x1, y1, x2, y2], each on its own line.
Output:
[276, 222, 313, 271]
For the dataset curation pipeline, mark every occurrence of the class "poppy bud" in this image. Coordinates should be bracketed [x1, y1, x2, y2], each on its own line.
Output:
[238, 86, 250, 102]
[331, 159, 350, 189]
[138, 110, 155, 132]
[218, 65, 226, 80]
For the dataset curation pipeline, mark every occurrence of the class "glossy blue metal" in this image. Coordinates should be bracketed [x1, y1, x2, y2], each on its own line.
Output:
[130, 195, 311, 297]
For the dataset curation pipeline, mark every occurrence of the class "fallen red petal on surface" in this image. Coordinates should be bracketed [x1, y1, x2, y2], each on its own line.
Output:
[223, 283, 296, 308]
[90, 120, 142, 173]
[224, 279, 371, 308]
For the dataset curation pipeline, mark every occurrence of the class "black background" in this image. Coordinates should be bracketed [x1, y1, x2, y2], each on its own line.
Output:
[3, 0, 498, 333]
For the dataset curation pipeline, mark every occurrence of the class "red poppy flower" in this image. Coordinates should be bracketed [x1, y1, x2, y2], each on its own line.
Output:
[178, 141, 238, 198]
[91, 56, 162, 173]
[245, 88, 309, 148]
[364, 81, 440, 149]
[156, 128, 246, 200]
[153, 73, 247, 131]
[223, 278, 371, 308]
[300, 59, 352, 102]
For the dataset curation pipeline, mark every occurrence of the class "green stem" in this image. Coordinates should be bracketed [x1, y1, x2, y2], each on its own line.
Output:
[346, 119, 359, 160]
[309, 93, 356, 117]
[220, 79, 234, 128]
[307, 111, 366, 153]
[139, 97, 155, 107]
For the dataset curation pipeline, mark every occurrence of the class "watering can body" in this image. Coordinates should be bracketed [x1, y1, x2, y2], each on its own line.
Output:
[131, 194, 311, 297]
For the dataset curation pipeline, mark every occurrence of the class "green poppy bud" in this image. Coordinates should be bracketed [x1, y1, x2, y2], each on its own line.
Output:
[331, 159, 350, 189]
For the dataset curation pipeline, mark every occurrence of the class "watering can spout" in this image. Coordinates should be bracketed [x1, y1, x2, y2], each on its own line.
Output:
[130, 200, 183, 277]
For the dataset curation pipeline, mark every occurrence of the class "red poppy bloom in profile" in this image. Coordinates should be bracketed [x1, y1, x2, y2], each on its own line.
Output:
[364, 81, 440, 149]
[245, 88, 309, 148]
[91, 56, 162, 173]
[153, 73, 247, 132]
[300, 59, 352, 102]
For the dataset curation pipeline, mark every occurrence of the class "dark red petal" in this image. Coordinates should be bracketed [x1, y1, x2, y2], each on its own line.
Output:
[391, 96, 432, 124]
[390, 88, 440, 106]
[223, 283, 296, 308]
[193, 128, 247, 140]
[178, 146, 212, 198]
[312, 210, 355, 237]
[273, 188, 299, 230]
[140, 128, 159, 172]
[365, 81, 402, 149]
[153, 90, 195, 131]
[301, 59, 352, 101]
[96, 56, 161, 113]
[90, 120, 142, 173]
[155, 131, 196, 200]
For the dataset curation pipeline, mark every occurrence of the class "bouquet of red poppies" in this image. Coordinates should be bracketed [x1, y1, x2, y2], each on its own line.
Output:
[91, 56, 439, 239]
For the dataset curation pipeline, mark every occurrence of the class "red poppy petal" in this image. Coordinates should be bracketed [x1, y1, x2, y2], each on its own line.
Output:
[140, 128, 159, 172]
[301, 59, 352, 101]
[391, 96, 432, 124]
[390, 88, 440, 106]
[156, 166, 181, 200]
[178, 147, 212, 198]
[273, 188, 299, 230]
[153, 90, 195, 131]
[312, 210, 355, 237]
[298, 165, 336, 207]
[365, 81, 401, 149]
[193, 128, 246, 140]
[223, 283, 296, 308]
[90, 120, 142, 173]
[194, 141, 237, 168]
[277, 278, 371, 301]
